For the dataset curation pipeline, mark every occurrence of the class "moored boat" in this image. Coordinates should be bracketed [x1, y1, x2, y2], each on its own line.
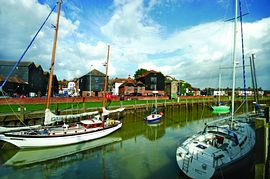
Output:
[144, 90, 163, 123]
[176, 117, 255, 178]
[176, 0, 256, 178]
[0, 1, 124, 149]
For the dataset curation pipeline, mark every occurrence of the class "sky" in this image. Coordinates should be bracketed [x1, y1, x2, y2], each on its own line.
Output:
[0, 0, 269, 90]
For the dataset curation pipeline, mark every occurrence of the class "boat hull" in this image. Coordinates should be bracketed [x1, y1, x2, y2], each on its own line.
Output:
[176, 145, 254, 179]
[211, 105, 230, 111]
[176, 122, 255, 179]
[0, 122, 122, 149]
[145, 114, 162, 123]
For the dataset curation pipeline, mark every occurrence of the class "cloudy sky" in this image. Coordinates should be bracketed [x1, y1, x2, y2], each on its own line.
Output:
[0, 0, 269, 90]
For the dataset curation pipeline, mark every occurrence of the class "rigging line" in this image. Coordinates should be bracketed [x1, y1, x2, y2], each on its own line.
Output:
[2, 91, 26, 123]
[1, 90, 27, 125]
[0, 4, 57, 91]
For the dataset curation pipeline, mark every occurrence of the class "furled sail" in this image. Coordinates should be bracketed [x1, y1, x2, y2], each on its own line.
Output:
[102, 107, 125, 116]
[44, 109, 99, 125]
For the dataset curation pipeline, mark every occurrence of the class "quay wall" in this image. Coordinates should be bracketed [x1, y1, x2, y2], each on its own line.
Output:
[0, 98, 269, 126]
[0, 95, 216, 105]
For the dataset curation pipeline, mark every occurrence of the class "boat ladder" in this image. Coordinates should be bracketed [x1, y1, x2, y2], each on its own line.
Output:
[182, 155, 190, 173]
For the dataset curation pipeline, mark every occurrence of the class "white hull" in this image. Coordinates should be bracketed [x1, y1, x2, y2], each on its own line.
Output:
[0, 122, 122, 149]
[145, 114, 162, 123]
[176, 120, 255, 178]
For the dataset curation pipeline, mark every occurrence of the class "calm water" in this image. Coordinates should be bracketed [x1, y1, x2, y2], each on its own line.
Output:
[0, 106, 254, 179]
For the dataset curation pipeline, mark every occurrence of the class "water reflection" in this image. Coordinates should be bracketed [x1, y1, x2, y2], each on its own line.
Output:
[0, 106, 254, 179]
[1, 137, 122, 167]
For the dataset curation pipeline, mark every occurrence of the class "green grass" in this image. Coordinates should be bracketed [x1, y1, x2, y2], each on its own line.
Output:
[0, 96, 268, 114]
[0, 97, 212, 114]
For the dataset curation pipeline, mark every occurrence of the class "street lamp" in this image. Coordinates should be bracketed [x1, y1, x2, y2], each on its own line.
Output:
[90, 65, 93, 96]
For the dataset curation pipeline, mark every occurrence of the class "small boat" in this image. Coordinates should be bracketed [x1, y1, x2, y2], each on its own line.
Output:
[144, 91, 163, 123]
[211, 104, 230, 112]
[211, 73, 230, 112]
[144, 112, 163, 123]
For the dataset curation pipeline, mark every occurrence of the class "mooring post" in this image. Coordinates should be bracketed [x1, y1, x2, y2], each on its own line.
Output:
[20, 105, 25, 122]
[83, 102, 86, 112]
[55, 103, 59, 114]
[255, 113, 269, 179]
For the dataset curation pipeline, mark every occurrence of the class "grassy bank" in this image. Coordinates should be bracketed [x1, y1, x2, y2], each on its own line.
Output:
[0, 96, 268, 114]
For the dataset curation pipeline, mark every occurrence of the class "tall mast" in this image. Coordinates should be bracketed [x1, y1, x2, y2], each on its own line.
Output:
[46, 0, 62, 109]
[239, 0, 248, 113]
[102, 45, 110, 107]
[218, 72, 221, 105]
[231, 0, 238, 120]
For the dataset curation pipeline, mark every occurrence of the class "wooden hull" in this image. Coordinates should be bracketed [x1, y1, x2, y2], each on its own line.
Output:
[0, 122, 122, 149]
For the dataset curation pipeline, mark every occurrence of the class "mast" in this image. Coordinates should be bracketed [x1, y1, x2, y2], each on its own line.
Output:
[231, 0, 238, 121]
[102, 45, 110, 107]
[239, 0, 248, 113]
[46, 0, 62, 109]
[218, 72, 221, 105]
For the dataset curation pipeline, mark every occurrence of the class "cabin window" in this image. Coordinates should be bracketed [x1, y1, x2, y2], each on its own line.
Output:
[196, 144, 207, 149]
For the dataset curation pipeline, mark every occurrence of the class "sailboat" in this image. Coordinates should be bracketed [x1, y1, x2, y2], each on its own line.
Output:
[0, 1, 124, 149]
[211, 73, 230, 112]
[144, 90, 163, 123]
[176, 0, 255, 178]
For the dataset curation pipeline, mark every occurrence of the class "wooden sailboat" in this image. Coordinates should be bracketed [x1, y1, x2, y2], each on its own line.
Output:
[0, 1, 124, 149]
[176, 0, 255, 178]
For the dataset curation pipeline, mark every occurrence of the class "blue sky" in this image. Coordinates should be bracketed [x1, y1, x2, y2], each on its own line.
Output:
[0, 0, 270, 90]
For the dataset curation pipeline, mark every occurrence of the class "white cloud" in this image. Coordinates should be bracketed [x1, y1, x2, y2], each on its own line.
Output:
[0, 0, 269, 90]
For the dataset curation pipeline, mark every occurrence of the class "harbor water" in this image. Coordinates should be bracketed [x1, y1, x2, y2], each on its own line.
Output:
[0, 106, 255, 179]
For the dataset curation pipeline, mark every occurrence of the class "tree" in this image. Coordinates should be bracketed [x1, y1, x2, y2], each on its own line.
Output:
[134, 68, 148, 79]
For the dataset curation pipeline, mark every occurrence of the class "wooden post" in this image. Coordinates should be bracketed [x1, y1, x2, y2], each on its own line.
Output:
[20, 105, 25, 122]
[83, 102, 86, 112]
[55, 103, 59, 115]
[255, 117, 269, 179]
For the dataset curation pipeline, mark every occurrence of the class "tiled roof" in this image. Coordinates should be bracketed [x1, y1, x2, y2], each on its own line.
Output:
[86, 69, 105, 77]
[0, 74, 27, 84]
[136, 70, 161, 79]
[0, 60, 33, 67]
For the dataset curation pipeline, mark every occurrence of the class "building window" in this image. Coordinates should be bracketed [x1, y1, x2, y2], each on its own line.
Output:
[150, 77, 157, 83]
[150, 84, 156, 90]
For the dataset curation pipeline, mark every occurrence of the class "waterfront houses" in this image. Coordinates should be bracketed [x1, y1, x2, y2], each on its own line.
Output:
[78, 69, 107, 97]
[1, 60, 268, 98]
[135, 70, 165, 96]
[0, 60, 58, 97]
